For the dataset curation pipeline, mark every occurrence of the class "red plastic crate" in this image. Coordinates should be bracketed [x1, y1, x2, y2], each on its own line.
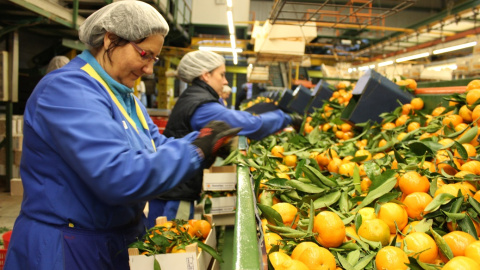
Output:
[2, 231, 11, 250]
[150, 116, 168, 134]
[0, 249, 7, 270]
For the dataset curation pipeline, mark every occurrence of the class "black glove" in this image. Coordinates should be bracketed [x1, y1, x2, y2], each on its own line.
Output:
[289, 114, 304, 132]
[192, 121, 242, 165]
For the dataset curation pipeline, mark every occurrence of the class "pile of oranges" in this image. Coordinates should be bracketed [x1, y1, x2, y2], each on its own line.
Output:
[129, 218, 212, 255]
[244, 79, 480, 269]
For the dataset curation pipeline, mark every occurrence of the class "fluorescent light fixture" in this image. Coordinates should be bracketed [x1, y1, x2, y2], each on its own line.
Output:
[227, 10, 234, 34]
[358, 66, 369, 71]
[230, 34, 236, 49]
[226, 0, 233, 7]
[433, 41, 477, 55]
[233, 51, 238, 65]
[369, 64, 375, 69]
[378, 60, 394, 67]
[199, 46, 242, 53]
[396, 52, 430, 63]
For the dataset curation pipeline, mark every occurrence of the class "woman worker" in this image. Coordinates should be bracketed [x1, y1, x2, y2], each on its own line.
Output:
[147, 50, 303, 226]
[4, 1, 239, 269]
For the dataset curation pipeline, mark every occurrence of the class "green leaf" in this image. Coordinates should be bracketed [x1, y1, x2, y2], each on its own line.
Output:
[353, 166, 362, 194]
[313, 190, 341, 208]
[257, 203, 283, 226]
[430, 228, 453, 261]
[154, 258, 161, 270]
[354, 253, 376, 270]
[307, 200, 314, 234]
[347, 250, 361, 267]
[452, 141, 468, 160]
[354, 175, 397, 212]
[337, 253, 355, 270]
[286, 180, 325, 194]
[468, 196, 480, 215]
[424, 193, 455, 212]
[194, 239, 225, 263]
[407, 141, 442, 156]
[459, 216, 479, 240]
[456, 125, 479, 144]
[442, 211, 466, 221]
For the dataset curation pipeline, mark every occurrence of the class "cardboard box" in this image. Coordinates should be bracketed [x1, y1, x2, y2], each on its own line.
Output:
[129, 215, 216, 270]
[10, 178, 23, 196]
[207, 211, 235, 227]
[341, 69, 413, 124]
[306, 80, 333, 113]
[206, 196, 237, 214]
[203, 166, 237, 191]
[13, 150, 21, 166]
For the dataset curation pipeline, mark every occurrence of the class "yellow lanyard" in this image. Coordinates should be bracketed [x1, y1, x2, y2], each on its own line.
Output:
[81, 64, 156, 151]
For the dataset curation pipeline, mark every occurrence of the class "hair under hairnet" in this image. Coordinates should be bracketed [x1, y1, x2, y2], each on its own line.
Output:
[46, 56, 70, 73]
[79, 0, 169, 48]
[177, 50, 225, 83]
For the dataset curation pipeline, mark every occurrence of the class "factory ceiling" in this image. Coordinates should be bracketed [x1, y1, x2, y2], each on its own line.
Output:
[0, 0, 479, 66]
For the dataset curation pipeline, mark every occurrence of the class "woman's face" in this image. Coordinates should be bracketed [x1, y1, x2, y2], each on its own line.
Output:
[104, 34, 164, 88]
[202, 64, 228, 96]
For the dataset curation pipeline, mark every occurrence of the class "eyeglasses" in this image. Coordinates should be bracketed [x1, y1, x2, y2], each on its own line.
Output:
[129, 42, 159, 64]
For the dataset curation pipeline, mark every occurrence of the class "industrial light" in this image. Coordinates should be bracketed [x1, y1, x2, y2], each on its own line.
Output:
[378, 60, 394, 67]
[396, 52, 430, 63]
[433, 41, 477, 55]
[369, 64, 375, 69]
[233, 51, 238, 65]
[226, 0, 233, 7]
[227, 10, 234, 34]
[358, 66, 370, 71]
[230, 34, 236, 49]
[199, 46, 243, 53]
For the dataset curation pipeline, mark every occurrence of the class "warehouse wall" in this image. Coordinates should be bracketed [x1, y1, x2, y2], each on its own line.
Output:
[191, 0, 250, 27]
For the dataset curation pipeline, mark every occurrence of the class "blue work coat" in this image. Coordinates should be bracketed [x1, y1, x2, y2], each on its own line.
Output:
[4, 55, 202, 270]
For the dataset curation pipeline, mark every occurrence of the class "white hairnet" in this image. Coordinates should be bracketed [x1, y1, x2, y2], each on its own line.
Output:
[177, 50, 225, 83]
[79, 0, 169, 48]
[46, 56, 70, 73]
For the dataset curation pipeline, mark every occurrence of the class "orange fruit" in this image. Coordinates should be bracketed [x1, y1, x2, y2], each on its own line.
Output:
[402, 103, 414, 115]
[418, 161, 435, 172]
[474, 190, 480, 203]
[402, 232, 438, 263]
[432, 106, 446, 116]
[442, 256, 480, 270]
[355, 149, 372, 162]
[338, 162, 356, 177]
[407, 122, 421, 132]
[264, 232, 283, 252]
[398, 171, 430, 195]
[405, 79, 417, 91]
[340, 122, 352, 132]
[443, 231, 477, 258]
[402, 221, 421, 235]
[454, 143, 477, 162]
[271, 145, 284, 157]
[291, 242, 320, 260]
[375, 246, 409, 270]
[360, 177, 372, 193]
[313, 211, 346, 248]
[295, 244, 337, 270]
[283, 154, 297, 167]
[171, 245, 186, 253]
[378, 139, 388, 148]
[272, 203, 298, 227]
[190, 219, 211, 239]
[411, 97, 424, 110]
[472, 105, 480, 125]
[466, 89, 480, 105]
[304, 123, 314, 134]
[382, 122, 396, 130]
[460, 160, 480, 175]
[395, 114, 409, 126]
[443, 114, 463, 128]
[459, 105, 473, 122]
[358, 207, 377, 221]
[378, 202, 408, 233]
[357, 218, 390, 246]
[402, 192, 433, 220]
[269, 252, 291, 269]
[465, 241, 480, 262]
[327, 157, 343, 174]
[466, 79, 480, 91]
[276, 259, 310, 270]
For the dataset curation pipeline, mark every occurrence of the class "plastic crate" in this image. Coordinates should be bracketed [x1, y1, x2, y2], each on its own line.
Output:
[0, 249, 6, 270]
[2, 231, 11, 250]
[150, 116, 168, 134]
